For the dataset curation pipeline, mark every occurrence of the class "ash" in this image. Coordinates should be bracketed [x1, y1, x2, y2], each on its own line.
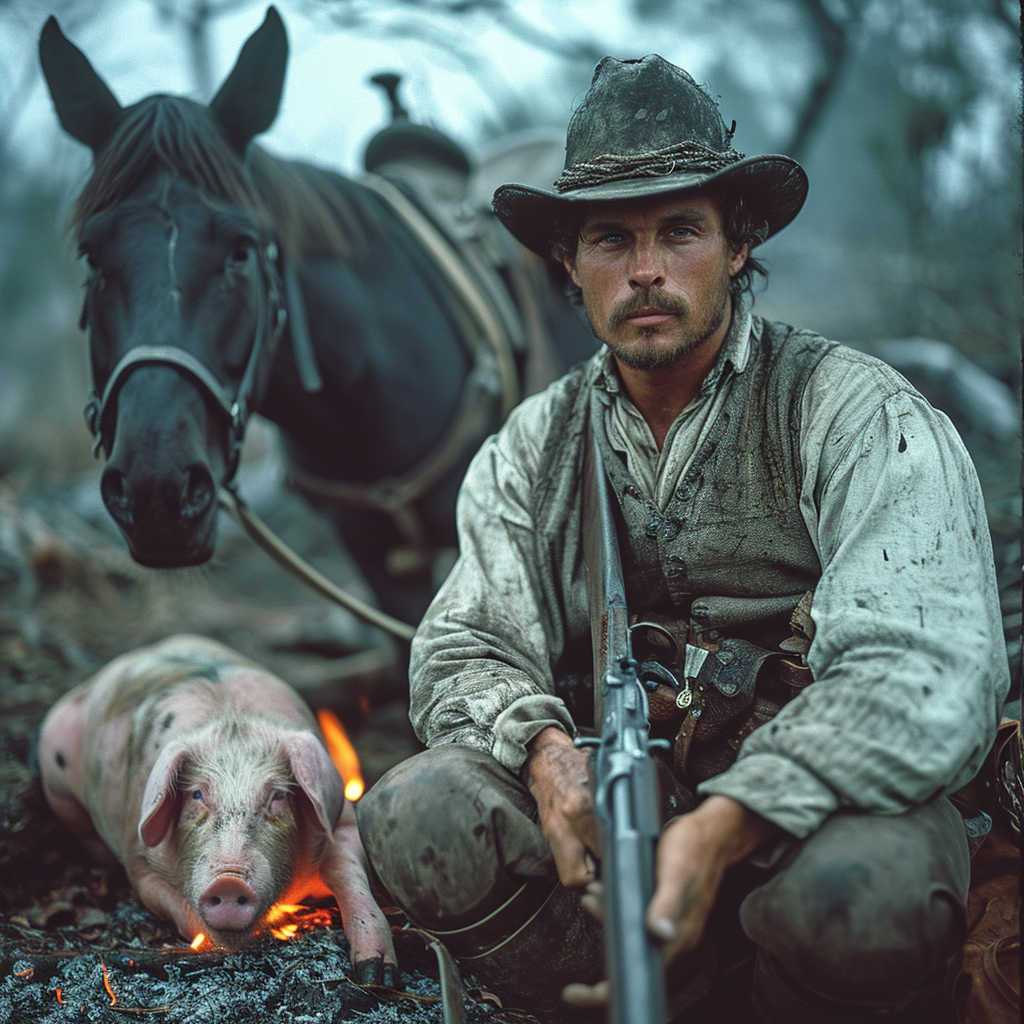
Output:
[1, 920, 512, 1024]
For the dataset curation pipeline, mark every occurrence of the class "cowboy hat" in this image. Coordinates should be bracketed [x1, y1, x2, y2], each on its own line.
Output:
[492, 55, 807, 258]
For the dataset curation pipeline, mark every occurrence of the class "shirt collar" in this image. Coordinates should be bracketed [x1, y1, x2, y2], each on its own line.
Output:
[594, 295, 754, 397]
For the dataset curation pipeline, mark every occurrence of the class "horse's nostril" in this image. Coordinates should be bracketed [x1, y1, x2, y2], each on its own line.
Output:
[100, 468, 132, 526]
[181, 465, 214, 520]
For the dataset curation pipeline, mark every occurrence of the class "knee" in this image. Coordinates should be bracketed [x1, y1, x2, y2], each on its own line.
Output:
[357, 745, 551, 928]
[357, 746, 490, 885]
[741, 846, 965, 998]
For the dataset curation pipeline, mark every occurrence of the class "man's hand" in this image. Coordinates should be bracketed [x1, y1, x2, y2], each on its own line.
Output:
[646, 795, 776, 962]
[523, 726, 599, 888]
[563, 794, 775, 1008]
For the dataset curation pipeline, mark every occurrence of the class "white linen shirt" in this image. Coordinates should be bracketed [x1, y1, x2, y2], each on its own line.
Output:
[409, 308, 1010, 839]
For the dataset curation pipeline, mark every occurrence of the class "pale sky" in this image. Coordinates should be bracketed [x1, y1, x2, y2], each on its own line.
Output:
[7, 0, 733, 181]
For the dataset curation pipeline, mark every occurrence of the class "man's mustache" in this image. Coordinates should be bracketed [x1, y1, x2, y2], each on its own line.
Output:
[609, 289, 690, 328]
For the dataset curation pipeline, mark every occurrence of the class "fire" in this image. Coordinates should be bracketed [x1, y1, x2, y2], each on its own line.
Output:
[100, 959, 116, 1006]
[316, 708, 364, 802]
[190, 933, 208, 950]
[265, 902, 335, 940]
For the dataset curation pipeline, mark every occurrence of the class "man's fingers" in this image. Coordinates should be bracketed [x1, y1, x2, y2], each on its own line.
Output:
[547, 823, 596, 888]
[562, 980, 610, 1007]
[580, 879, 603, 920]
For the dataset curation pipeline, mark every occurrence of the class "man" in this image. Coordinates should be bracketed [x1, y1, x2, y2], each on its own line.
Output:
[358, 56, 1009, 1022]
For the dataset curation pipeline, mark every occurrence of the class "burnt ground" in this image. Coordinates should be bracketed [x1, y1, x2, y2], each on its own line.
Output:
[0, 468, 528, 1024]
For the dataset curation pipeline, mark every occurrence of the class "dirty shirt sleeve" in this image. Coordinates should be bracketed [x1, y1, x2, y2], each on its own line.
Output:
[409, 391, 575, 773]
[698, 348, 1010, 838]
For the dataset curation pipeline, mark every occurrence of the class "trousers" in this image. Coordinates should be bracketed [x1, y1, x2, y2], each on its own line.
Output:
[358, 745, 970, 1022]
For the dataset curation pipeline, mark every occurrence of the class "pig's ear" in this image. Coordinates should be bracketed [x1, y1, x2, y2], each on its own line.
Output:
[282, 732, 343, 837]
[139, 743, 190, 847]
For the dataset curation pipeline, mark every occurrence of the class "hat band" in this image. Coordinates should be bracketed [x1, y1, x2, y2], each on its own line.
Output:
[553, 140, 746, 194]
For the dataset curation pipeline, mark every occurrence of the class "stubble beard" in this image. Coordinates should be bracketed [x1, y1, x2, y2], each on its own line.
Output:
[585, 273, 732, 372]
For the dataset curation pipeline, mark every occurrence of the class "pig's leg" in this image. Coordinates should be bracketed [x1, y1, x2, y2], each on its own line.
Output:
[321, 801, 398, 987]
[42, 783, 119, 866]
[129, 864, 205, 943]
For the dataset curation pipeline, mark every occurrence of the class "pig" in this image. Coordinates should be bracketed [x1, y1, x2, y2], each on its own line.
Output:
[39, 634, 397, 985]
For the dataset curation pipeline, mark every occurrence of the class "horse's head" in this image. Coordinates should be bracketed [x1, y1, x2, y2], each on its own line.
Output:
[39, 8, 288, 567]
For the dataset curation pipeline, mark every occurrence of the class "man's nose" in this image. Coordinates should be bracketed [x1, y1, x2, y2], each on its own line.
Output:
[628, 240, 665, 290]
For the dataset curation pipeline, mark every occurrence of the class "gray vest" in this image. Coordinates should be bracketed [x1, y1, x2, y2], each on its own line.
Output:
[543, 319, 836, 654]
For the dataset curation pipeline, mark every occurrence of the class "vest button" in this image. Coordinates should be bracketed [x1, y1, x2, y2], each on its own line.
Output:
[664, 555, 686, 579]
[645, 518, 662, 537]
[675, 477, 700, 501]
[661, 521, 680, 542]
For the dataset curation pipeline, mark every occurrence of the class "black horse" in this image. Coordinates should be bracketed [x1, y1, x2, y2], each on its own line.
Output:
[39, 7, 594, 625]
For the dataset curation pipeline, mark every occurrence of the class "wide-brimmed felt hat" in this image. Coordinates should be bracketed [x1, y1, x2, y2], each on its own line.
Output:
[492, 55, 808, 259]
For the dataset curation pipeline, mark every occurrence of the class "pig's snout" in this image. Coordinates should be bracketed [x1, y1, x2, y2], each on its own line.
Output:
[198, 876, 260, 932]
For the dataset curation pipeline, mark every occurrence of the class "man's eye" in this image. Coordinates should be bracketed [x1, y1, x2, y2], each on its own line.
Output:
[599, 233, 625, 245]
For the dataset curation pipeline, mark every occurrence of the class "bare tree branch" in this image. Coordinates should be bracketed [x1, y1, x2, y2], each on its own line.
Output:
[306, 0, 605, 67]
[784, 0, 855, 159]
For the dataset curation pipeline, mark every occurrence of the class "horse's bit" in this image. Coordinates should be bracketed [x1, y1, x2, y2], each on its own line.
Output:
[81, 240, 288, 480]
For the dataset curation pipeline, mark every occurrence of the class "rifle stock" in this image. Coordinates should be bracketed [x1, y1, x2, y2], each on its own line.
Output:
[580, 434, 667, 1024]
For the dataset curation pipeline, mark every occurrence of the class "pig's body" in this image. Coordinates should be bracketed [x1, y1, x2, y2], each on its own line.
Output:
[40, 635, 395, 978]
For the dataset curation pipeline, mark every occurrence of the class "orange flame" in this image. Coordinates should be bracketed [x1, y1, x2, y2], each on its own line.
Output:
[316, 709, 365, 802]
[100, 960, 116, 1006]
[265, 902, 335, 940]
[55, 989, 64, 1004]
[190, 933, 208, 950]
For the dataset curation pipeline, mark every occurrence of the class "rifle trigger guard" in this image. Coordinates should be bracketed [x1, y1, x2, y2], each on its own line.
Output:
[636, 658, 681, 693]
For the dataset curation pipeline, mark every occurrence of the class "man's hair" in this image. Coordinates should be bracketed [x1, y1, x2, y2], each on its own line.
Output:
[552, 189, 770, 305]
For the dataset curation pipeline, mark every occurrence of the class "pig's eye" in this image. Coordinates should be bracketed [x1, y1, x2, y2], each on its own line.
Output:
[269, 790, 288, 813]
[191, 790, 204, 801]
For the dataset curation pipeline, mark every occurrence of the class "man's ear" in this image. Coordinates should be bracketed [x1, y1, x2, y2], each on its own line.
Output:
[563, 256, 581, 289]
[728, 242, 749, 278]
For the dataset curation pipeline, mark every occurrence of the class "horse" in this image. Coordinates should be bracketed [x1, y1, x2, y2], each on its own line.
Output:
[38, 6, 595, 627]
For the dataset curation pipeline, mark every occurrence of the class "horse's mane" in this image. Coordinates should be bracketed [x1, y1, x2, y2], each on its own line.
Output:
[69, 95, 375, 259]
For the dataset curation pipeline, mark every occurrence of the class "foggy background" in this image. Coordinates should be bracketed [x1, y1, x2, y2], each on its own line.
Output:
[0, 1, 1019, 667]
[0, 0, 1019, 478]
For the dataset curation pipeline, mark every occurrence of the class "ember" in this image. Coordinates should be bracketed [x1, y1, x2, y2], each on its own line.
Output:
[100, 958, 116, 1005]
[190, 932, 208, 950]
[316, 708, 365, 801]
[265, 902, 335, 941]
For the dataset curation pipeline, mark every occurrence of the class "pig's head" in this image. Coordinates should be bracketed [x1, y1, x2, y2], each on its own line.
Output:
[138, 717, 342, 949]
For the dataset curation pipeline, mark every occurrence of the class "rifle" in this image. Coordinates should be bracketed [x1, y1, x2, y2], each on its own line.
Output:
[577, 432, 668, 1024]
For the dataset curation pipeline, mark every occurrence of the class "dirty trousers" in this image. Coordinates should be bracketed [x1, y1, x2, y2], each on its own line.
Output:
[358, 746, 970, 1021]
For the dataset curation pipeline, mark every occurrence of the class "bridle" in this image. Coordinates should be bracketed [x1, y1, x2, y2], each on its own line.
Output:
[82, 239, 288, 481]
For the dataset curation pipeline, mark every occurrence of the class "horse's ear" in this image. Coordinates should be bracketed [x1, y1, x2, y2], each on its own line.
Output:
[38, 16, 122, 153]
[209, 6, 287, 153]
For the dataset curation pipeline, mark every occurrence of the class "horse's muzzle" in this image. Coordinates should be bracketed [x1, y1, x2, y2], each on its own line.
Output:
[101, 462, 218, 567]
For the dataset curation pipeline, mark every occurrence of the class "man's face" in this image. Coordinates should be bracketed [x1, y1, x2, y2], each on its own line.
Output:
[564, 192, 748, 371]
